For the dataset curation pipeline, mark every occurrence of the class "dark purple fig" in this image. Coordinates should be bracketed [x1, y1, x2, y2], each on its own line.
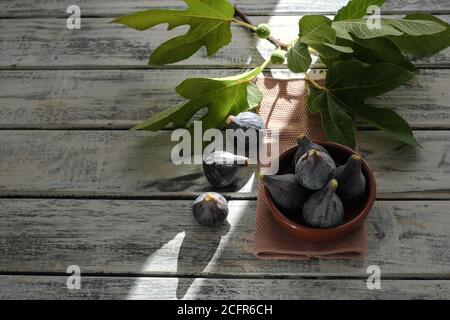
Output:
[335, 154, 367, 204]
[225, 112, 266, 158]
[295, 149, 336, 190]
[262, 174, 310, 215]
[203, 151, 249, 188]
[192, 192, 229, 227]
[292, 135, 329, 170]
[226, 112, 265, 131]
[302, 179, 344, 228]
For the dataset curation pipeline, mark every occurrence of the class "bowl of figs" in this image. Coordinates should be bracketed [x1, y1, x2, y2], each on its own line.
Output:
[262, 135, 376, 243]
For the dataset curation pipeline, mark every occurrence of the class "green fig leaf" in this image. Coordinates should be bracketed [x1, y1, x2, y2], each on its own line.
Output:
[333, 19, 403, 39]
[323, 93, 357, 149]
[307, 84, 324, 114]
[132, 68, 262, 132]
[332, 18, 445, 40]
[326, 60, 415, 101]
[246, 82, 264, 111]
[296, 15, 353, 68]
[304, 59, 418, 148]
[388, 13, 450, 56]
[334, 0, 386, 22]
[332, 36, 416, 71]
[386, 18, 446, 36]
[328, 94, 419, 146]
[111, 0, 234, 65]
[309, 91, 356, 149]
[287, 40, 312, 73]
[299, 15, 336, 44]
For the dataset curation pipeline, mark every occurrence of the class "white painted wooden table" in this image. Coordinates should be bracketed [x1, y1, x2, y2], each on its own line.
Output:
[0, 0, 449, 299]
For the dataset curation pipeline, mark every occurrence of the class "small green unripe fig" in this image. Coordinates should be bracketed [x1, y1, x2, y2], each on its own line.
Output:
[262, 174, 310, 215]
[292, 135, 329, 170]
[192, 192, 228, 227]
[295, 149, 336, 190]
[335, 154, 367, 204]
[271, 49, 286, 65]
[203, 151, 249, 188]
[302, 179, 344, 228]
[256, 23, 271, 39]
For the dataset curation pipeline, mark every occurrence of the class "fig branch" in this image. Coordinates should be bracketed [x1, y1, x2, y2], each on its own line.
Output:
[233, 7, 319, 60]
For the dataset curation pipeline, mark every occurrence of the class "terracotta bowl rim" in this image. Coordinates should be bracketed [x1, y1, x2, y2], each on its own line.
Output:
[263, 140, 377, 235]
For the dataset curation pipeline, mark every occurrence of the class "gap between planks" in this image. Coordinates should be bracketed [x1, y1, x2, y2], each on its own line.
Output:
[1, 271, 450, 281]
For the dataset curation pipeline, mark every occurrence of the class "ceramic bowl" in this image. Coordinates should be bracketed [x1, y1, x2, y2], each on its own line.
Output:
[263, 141, 376, 243]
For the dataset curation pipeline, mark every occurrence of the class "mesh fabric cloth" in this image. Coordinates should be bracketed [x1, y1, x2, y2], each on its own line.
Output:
[253, 77, 366, 260]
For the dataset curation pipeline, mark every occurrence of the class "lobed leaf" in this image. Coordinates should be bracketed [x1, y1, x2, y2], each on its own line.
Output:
[132, 68, 263, 132]
[246, 83, 264, 111]
[297, 15, 353, 68]
[323, 93, 357, 149]
[307, 85, 324, 114]
[334, 0, 386, 22]
[326, 60, 415, 101]
[331, 36, 417, 71]
[332, 18, 445, 40]
[299, 15, 336, 44]
[308, 91, 356, 149]
[332, 19, 403, 39]
[389, 13, 450, 56]
[287, 40, 312, 73]
[328, 94, 419, 146]
[111, 0, 234, 65]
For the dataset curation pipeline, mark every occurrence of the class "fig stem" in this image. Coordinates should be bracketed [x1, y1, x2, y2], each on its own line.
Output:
[305, 74, 326, 91]
[330, 179, 338, 190]
[225, 115, 234, 125]
[232, 18, 257, 31]
[204, 193, 215, 202]
[260, 56, 272, 71]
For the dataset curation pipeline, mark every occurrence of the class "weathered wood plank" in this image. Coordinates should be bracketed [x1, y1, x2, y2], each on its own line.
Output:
[1, 199, 450, 276]
[0, 131, 448, 198]
[0, 69, 449, 129]
[1, 16, 449, 69]
[0, 276, 449, 299]
[1, 0, 449, 17]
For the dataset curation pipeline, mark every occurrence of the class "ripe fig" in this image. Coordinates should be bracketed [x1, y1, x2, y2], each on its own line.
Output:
[302, 179, 344, 228]
[292, 135, 329, 170]
[203, 151, 249, 188]
[262, 174, 310, 215]
[226, 112, 266, 158]
[256, 23, 271, 39]
[335, 154, 367, 204]
[226, 112, 265, 131]
[271, 49, 286, 65]
[295, 149, 336, 190]
[192, 192, 228, 227]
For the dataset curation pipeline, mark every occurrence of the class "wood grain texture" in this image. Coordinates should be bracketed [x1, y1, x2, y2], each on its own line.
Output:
[1, 199, 450, 277]
[0, 69, 449, 129]
[1, 0, 449, 17]
[0, 130, 448, 198]
[1, 16, 450, 69]
[0, 276, 449, 299]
